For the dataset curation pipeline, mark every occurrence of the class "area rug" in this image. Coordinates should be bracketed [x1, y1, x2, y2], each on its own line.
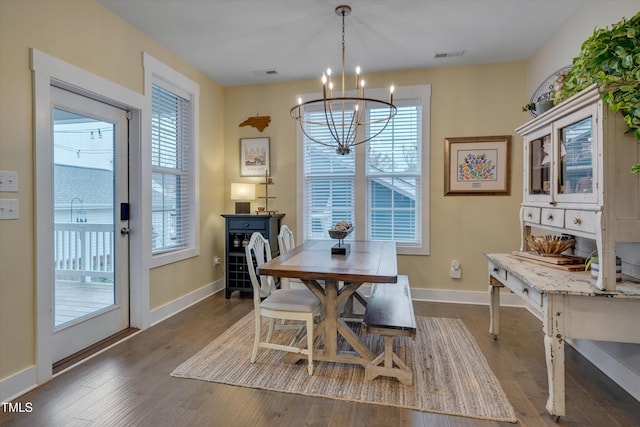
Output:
[171, 312, 517, 423]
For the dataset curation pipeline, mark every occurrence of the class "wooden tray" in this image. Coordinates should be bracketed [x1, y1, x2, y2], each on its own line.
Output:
[511, 251, 586, 271]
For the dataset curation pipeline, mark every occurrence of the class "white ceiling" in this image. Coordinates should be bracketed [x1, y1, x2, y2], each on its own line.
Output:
[96, 0, 585, 87]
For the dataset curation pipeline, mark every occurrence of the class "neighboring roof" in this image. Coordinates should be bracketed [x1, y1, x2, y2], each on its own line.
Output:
[54, 164, 113, 208]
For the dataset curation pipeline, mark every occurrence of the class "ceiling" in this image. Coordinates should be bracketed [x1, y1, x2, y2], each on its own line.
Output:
[96, 0, 585, 87]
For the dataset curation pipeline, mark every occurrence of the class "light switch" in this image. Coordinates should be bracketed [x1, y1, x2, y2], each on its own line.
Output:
[0, 170, 18, 192]
[0, 199, 19, 220]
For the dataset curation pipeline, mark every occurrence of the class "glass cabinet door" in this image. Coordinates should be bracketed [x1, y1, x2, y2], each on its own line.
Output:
[558, 115, 594, 199]
[527, 133, 552, 198]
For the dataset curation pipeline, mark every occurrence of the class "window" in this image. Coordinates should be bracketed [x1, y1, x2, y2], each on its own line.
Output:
[298, 85, 430, 255]
[145, 54, 200, 266]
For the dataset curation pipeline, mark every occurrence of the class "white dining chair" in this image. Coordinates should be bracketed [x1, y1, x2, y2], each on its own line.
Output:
[277, 225, 306, 290]
[245, 232, 323, 375]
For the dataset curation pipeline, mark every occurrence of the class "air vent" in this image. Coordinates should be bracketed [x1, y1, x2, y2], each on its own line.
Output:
[251, 69, 278, 76]
[434, 50, 465, 59]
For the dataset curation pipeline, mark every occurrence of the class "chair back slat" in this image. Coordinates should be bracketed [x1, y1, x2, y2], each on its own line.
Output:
[245, 232, 275, 300]
[278, 225, 296, 254]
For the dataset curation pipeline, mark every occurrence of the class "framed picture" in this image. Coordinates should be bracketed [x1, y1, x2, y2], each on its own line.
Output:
[444, 135, 511, 195]
[240, 137, 270, 177]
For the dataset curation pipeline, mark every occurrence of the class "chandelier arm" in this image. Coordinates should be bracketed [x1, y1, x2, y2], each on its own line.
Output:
[297, 121, 339, 148]
[343, 105, 359, 149]
[349, 114, 395, 147]
[323, 100, 344, 147]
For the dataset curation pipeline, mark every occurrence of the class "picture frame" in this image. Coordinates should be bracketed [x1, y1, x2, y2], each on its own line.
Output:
[240, 137, 270, 177]
[444, 135, 511, 195]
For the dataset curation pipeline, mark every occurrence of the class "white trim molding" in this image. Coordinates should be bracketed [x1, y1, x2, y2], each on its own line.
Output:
[30, 48, 147, 385]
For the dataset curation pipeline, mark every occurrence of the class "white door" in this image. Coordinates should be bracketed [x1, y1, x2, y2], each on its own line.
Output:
[51, 86, 130, 362]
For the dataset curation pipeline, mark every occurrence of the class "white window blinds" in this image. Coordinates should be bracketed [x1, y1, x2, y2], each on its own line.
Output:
[302, 106, 355, 240]
[299, 86, 429, 253]
[366, 99, 421, 245]
[151, 83, 192, 254]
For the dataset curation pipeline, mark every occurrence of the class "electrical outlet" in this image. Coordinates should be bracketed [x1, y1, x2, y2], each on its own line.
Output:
[450, 259, 461, 279]
[213, 256, 222, 266]
[0, 170, 18, 192]
[0, 199, 19, 220]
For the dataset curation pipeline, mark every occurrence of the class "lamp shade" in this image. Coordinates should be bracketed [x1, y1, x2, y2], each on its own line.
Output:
[231, 183, 255, 200]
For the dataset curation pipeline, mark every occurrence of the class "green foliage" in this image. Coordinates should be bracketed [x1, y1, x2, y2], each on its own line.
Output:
[555, 12, 640, 173]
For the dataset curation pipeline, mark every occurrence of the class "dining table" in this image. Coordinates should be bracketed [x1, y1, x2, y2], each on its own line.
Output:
[257, 239, 398, 367]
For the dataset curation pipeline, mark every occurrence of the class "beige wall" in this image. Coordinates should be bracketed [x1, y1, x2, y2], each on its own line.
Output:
[0, 0, 225, 380]
[527, 1, 639, 98]
[224, 62, 527, 291]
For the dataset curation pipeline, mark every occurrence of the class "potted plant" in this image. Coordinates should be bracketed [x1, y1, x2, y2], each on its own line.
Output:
[554, 11, 640, 173]
[585, 251, 623, 284]
[522, 100, 554, 116]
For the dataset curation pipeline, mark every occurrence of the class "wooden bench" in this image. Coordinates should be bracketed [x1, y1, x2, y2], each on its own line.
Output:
[362, 275, 416, 385]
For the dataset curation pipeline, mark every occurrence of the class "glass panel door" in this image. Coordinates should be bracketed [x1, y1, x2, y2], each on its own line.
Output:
[51, 86, 129, 363]
[53, 109, 116, 326]
[559, 116, 593, 196]
[527, 133, 552, 198]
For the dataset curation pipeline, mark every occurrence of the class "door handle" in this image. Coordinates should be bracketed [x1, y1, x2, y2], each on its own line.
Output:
[120, 227, 131, 236]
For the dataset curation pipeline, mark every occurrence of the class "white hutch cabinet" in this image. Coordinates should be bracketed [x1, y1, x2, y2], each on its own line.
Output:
[516, 84, 640, 291]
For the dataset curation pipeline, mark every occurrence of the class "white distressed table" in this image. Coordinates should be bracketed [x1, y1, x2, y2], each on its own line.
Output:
[485, 253, 640, 419]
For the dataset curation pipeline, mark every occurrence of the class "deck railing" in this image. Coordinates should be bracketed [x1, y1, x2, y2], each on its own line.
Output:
[54, 223, 114, 282]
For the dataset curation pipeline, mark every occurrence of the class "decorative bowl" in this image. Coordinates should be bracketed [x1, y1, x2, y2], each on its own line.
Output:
[525, 235, 575, 255]
[328, 226, 354, 240]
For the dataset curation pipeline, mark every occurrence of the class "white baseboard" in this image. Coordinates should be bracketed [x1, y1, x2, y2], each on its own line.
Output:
[358, 284, 527, 308]
[150, 278, 224, 326]
[0, 366, 37, 403]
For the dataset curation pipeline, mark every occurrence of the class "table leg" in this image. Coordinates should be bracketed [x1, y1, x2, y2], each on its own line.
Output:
[489, 276, 503, 339]
[543, 295, 566, 418]
[323, 279, 339, 357]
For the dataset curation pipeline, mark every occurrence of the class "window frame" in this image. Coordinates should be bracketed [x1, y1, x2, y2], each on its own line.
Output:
[144, 53, 200, 267]
[296, 84, 430, 255]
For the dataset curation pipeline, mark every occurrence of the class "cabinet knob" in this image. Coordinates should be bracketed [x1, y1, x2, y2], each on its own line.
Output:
[549, 201, 557, 206]
[244, 223, 249, 227]
[522, 287, 529, 295]
[527, 212, 533, 218]
[547, 214, 554, 220]
[573, 218, 582, 225]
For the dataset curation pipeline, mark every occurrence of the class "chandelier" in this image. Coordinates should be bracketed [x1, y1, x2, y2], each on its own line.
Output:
[290, 5, 397, 155]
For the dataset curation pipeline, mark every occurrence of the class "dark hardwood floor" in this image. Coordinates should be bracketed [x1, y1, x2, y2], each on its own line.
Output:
[1, 292, 639, 426]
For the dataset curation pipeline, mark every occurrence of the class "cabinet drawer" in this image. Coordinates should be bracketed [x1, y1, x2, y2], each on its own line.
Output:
[540, 208, 564, 228]
[228, 218, 267, 231]
[522, 206, 541, 224]
[511, 281, 543, 309]
[564, 210, 597, 234]
[489, 261, 507, 281]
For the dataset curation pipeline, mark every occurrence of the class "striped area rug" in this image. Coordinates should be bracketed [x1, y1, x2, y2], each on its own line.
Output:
[171, 312, 517, 423]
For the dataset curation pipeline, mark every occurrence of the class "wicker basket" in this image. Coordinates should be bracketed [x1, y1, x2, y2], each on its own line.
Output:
[525, 235, 575, 255]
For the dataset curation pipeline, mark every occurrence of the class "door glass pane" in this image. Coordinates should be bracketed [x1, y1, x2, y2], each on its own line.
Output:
[528, 134, 552, 196]
[559, 117, 593, 195]
[53, 109, 116, 327]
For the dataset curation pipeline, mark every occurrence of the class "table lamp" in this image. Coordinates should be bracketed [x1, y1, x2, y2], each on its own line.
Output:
[231, 183, 255, 214]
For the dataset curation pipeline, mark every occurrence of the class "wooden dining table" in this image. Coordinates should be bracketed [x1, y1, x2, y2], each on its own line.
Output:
[258, 240, 398, 367]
